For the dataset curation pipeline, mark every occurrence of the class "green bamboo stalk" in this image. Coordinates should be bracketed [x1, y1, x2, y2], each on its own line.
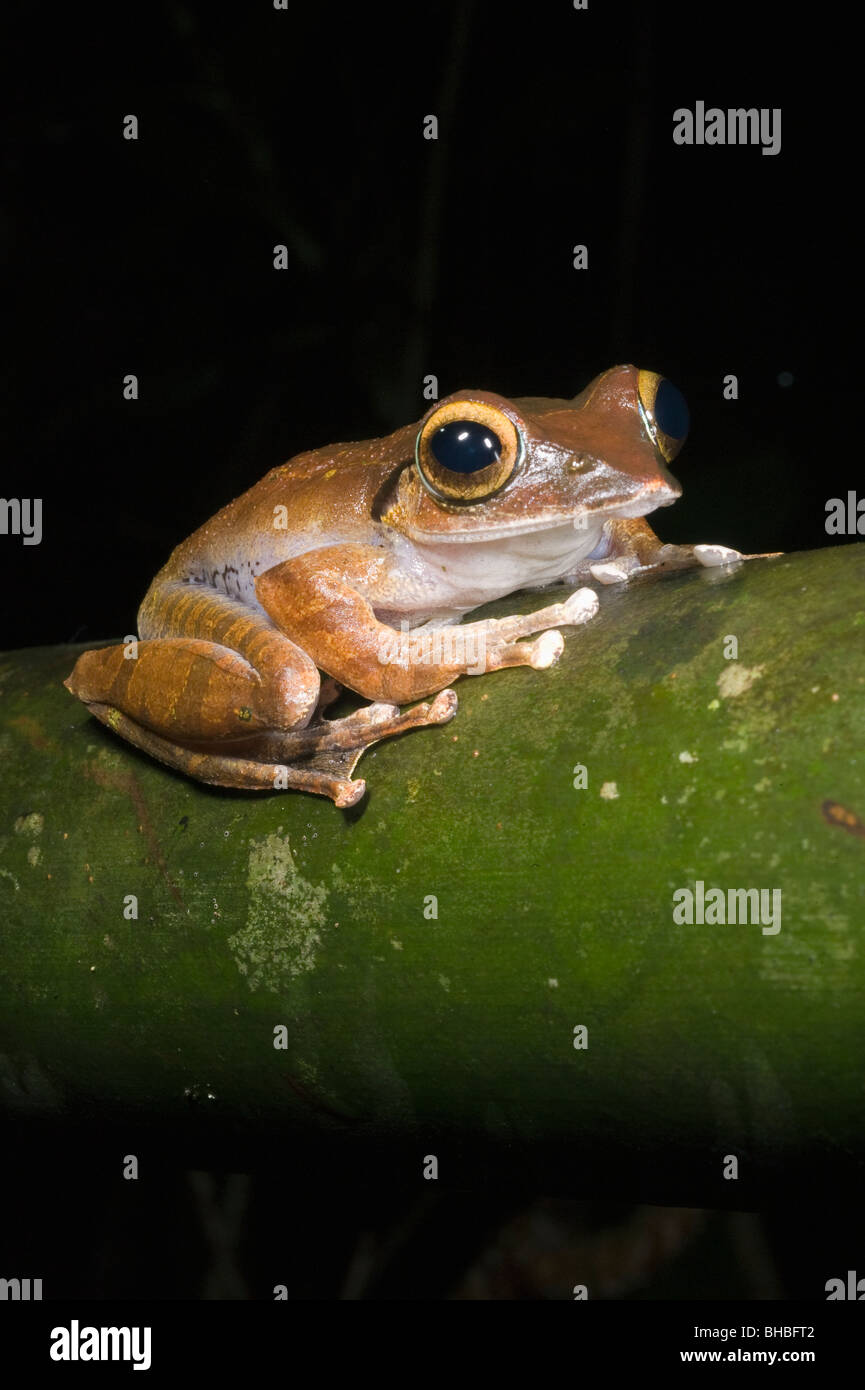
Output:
[1, 544, 863, 1202]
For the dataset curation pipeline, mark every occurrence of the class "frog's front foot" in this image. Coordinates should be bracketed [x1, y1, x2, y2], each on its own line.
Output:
[485, 586, 599, 645]
[589, 556, 641, 585]
[693, 542, 745, 567]
[589, 538, 782, 587]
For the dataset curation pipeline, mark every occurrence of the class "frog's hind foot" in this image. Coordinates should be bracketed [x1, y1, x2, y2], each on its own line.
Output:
[258, 691, 458, 804]
[263, 688, 458, 761]
[79, 690, 458, 807]
[80, 701, 367, 807]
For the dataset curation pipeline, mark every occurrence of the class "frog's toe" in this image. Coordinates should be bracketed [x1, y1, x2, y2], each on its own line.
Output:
[589, 557, 638, 585]
[530, 630, 565, 669]
[334, 778, 367, 809]
[562, 587, 600, 623]
[359, 701, 402, 723]
[427, 689, 459, 722]
[694, 543, 744, 567]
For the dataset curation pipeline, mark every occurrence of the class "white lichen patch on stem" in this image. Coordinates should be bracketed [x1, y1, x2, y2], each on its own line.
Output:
[228, 833, 329, 992]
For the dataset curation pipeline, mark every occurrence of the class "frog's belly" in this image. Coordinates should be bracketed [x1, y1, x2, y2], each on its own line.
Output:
[387, 520, 605, 622]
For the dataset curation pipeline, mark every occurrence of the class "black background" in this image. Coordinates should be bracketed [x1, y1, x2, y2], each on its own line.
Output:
[1, 0, 856, 652]
[1, 0, 862, 1303]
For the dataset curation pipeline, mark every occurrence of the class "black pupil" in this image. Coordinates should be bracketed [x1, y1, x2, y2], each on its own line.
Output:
[654, 378, 690, 441]
[430, 420, 502, 474]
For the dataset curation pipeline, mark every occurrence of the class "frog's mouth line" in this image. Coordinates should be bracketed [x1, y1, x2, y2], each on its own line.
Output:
[402, 489, 680, 542]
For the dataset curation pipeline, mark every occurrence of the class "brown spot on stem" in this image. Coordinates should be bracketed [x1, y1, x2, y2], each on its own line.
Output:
[10, 715, 60, 754]
[821, 799, 865, 839]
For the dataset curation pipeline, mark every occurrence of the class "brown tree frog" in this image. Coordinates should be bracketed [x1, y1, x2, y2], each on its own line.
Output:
[65, 365, 768, 806]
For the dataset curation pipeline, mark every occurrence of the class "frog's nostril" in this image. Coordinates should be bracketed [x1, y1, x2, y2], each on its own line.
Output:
[567, 453, 598, 475]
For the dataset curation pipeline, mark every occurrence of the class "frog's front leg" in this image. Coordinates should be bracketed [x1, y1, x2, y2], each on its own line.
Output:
[255, 545, 599, 704]
[587, 517, 781, 585]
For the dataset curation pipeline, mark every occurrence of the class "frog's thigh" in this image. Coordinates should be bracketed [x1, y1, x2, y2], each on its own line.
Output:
[65, 634, 319, 743]
[136, 580, 321, 730]
[65, 636, 369, 801]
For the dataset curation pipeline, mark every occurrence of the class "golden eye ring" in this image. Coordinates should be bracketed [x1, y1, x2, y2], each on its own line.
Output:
[415, 399, 524, 504]
[637, 370, 690, 463]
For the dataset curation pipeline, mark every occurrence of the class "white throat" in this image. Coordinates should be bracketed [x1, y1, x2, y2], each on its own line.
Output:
[388, 518, 605, 620]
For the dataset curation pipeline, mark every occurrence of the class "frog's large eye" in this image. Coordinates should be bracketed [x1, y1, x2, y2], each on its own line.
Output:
[637, 370, 690, 463]
[416, 400, 523, 503]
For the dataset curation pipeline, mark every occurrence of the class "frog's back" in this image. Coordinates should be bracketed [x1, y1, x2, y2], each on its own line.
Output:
[145, 422, 417, 611]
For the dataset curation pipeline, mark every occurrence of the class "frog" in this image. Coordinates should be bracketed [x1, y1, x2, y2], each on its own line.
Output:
[65, 365, 770, 806]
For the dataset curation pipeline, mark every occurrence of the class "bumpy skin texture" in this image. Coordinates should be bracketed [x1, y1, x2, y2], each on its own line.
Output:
[65, 365, 766, 804]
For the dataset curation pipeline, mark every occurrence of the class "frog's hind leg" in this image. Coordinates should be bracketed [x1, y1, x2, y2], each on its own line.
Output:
[65, 585, 457, 804]
[77, 688, 457, 807]
[63, 628, 358, 800]
[65, 632, 320, 746]
[81, 700, 369, 807]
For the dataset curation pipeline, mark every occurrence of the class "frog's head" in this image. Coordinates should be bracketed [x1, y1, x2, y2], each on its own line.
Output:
[381, 365, 689, 543]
